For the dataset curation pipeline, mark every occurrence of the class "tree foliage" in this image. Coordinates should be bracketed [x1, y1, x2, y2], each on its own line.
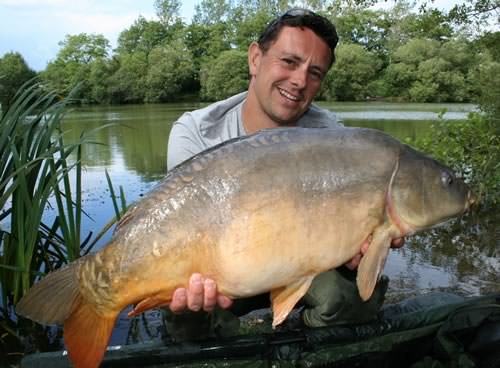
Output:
[320, 43, 379, 101]
[5, 0, 499, 104]
[469, 59, 500, 117]
[41, 33, 110, 102]
[145, 40, 196, 102]
[154, 0, 181, 26]
[328, 3, 390, 54]
[108, 52, 148, 104]
[0, 52, 36, 110]
[447, 0, 500, 26]
[383, 38, 475, 102]
[116, 16, 170, 56]
[200, 50, 249, 101]
[193, 0, 231, 25]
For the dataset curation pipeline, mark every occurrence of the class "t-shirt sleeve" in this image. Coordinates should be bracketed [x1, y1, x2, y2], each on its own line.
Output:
[167, 115, 204, 171]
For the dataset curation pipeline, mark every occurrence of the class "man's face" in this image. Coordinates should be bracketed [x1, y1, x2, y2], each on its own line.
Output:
[248, 26, 331, 126]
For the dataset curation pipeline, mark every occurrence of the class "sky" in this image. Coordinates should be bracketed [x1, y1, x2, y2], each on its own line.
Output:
[0, 0, 462, 72]
[0, 0, 199, 71]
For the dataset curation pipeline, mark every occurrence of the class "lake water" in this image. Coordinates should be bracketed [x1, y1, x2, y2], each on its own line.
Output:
[58, 101, 498, 345]
[61, 101, 476, 248]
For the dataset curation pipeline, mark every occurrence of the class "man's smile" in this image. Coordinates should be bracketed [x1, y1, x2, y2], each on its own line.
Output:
[277, 87, 302, 102]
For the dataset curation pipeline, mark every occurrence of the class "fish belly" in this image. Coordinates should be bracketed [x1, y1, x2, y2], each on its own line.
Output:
[211, 189, 384, 298]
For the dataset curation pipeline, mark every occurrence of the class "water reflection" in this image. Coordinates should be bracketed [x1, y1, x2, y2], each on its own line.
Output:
[62, 102, 476, 177]
[63, 104, 177, 176]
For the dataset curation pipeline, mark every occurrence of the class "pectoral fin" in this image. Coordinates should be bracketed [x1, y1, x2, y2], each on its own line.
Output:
[128, 293, 171, 317]
[270, 276, 314, 327]
[356, 227, 392, 301]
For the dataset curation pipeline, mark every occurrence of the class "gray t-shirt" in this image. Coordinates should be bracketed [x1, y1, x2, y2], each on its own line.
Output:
[167, 91, 343, 170]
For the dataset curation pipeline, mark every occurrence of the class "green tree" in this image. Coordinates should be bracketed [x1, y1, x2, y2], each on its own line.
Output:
[328, 2, 390, 54]
[88, 58, 115, 103]
[320, 43, 379, 101]
[230, 7, 275, 50]
[475, 31, 500, 60]
[200, 49, 249, 101]
[108, 52, 148, 104]
[193, 0, 231, 25]
[184, 22, 232, 74]
[56, 33, 109, 64]
[384, 38, 429, 100]
[0, 52, 36, 109]
[155, 0, 181, 26]
[383, 38, 473, 102]
[41, 33, 111, 102]
[116, 16, 170, 56]
[469, 58, 500, 117]
[145, 40, 196, 102]
[233, 0, 291, 16]
[389, 7, 453, 44]
[447, 0, 500, 26]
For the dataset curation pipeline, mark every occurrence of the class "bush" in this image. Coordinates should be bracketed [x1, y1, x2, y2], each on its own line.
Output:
[200, 50, 248, 101]
[0, 52, 37, 109]
[470, 60, 500, 117]
[145, 40, 196, 102]
[320, 43, 379, 101]
[408, 113, 499, 210]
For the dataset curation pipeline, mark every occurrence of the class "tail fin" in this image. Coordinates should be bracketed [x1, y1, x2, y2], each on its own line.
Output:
[16, 262, 80, 324]
[64, 298, 117, 368]
[16, 260, 118, 368]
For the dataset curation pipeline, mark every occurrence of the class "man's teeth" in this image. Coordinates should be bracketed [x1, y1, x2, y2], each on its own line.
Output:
[278, 88, 300, 101]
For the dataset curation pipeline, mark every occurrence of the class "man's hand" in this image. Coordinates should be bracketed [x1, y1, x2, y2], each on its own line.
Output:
[169, 273, 233, 314]
[345, 237, 405, 270]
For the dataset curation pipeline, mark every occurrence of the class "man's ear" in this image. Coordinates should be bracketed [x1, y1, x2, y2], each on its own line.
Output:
[248, 42, 262, 77]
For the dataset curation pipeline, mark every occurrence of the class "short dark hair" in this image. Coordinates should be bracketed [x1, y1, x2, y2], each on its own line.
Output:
[257, 8, 339, 67]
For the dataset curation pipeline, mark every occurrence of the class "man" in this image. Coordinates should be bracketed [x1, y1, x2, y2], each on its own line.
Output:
[166, 9, 403, 339]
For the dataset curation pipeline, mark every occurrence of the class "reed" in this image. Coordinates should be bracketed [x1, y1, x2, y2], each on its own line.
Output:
[0, 81, 124, 324]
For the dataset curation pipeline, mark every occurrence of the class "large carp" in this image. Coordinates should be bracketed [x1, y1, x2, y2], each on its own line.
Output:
[16, 127, 474, 368]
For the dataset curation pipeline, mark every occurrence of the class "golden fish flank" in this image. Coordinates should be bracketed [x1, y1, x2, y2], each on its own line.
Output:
[15, 127, 474, 368]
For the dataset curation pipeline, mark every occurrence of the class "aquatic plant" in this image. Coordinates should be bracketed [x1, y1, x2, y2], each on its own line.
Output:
[0, 81, 126, 324]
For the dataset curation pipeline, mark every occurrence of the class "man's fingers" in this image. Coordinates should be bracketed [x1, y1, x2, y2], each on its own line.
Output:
[187, 273, 204, 311]
[344, 235, 372, 270]
[169, 273, 233, 314]
[169, 288, 187, 313]
[203, 279, 217, 312]
[217, 294, 233, 309]
[344, 236, 404, 271]
[345, 253, 362, 270]
[391, 237, 405, 249]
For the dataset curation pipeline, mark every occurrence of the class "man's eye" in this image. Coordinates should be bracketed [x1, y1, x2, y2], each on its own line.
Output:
[310, 71, 323, 80]
[282, 58, 294, 65]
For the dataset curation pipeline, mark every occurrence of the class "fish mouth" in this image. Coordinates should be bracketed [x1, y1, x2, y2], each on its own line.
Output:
[413, 191, 476, 233]
[277, 87, 303, 103]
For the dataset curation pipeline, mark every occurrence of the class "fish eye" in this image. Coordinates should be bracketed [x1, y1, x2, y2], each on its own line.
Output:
[441, 172, 453, 187]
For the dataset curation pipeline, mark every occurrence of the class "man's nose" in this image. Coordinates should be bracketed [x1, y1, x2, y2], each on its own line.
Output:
[290, 67, 307, 89]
